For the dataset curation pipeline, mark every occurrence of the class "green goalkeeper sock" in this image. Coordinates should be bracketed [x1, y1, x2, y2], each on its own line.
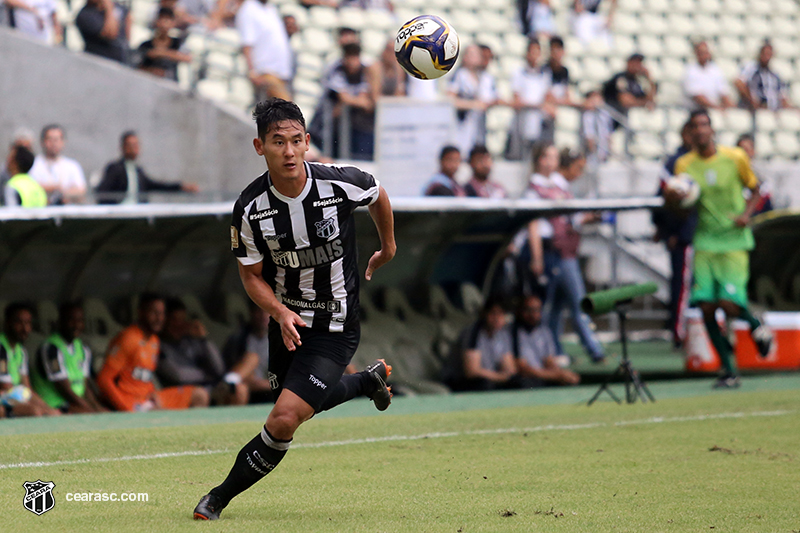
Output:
[704, 315, 735, 376]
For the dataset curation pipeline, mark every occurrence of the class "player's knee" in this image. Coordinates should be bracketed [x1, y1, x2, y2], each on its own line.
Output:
[266, 409, 304, 439]
[718, 300, 741, 317]
[191, 387, 210, 408]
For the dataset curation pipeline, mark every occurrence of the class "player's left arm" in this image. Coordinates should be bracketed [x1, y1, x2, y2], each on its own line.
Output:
[365, 186, 396, 281]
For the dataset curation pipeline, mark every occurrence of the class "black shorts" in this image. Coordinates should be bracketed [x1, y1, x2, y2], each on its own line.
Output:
[268, 322, 360, 412]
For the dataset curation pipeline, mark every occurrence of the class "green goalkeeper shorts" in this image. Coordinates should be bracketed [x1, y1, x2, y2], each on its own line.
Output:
[691, 249, 750, 308]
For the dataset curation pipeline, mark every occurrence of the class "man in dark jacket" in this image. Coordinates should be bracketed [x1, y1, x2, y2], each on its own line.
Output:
[96, 131, 198, 204]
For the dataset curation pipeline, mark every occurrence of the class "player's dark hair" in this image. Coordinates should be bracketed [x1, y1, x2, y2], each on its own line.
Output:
[479, 295, 506, 324]
[559, 147, 585, 169]
[736, 133, 754, 146]
[342, 42, 361, 58]
[40, 124, 62, 142]
[252, 98, 306, 140]
[689, 108, 711, 127]
[120, 130, 137, 146]
[338, 26, 357, 36]
[13, 145, 35, 174]
[531, 141, 554, 171]
[439, 145, 460, 160]
[549, 35, 564, 49]
[527, 38, 541, 51]
[469, 144, 490, 162]
[138, 292, 164, 312]
[478, 43, 493, 55]
[157, 6, 174, 18]
[4, 302, 34, 325]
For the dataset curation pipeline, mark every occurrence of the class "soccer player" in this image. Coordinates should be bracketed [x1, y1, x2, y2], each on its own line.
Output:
[671, 110, 772, 388]
[30, 302, 106, 413]
[97, 293, 210, 411]
[193, 98, 396, 520]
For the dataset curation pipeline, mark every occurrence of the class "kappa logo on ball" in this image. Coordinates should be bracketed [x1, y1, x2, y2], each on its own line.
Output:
[23, 480, 56, 516]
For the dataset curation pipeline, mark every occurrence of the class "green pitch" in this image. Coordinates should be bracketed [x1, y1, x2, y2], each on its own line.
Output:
[3, 376, 800, 532]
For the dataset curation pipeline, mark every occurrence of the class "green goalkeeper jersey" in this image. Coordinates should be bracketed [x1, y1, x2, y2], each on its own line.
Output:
[674, 145, 758, 253]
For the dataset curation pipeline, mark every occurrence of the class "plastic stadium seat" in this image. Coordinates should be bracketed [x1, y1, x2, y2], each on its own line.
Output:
[308, 5, 339, 29]
[657, 82, 682, 106]
[750, 0, 772, 15]
[666, 14, 695, 37]
[671, 0, 698, 14]
[778, 109, 800, 132]
[745, 16, 771, 39]
[486, 130, 507, 157]
[755, 110, 778, 133]
[618, 0, 644, 13]
[563, 36, 586, 58]
[770, 16, 797, 38]
[197, 79, 229, 102]
[555, 130, 580, 150]
[668, 107, 689, 131]
[229, 77, 253, 108]
[403, 0, 427, 8]
[716, 15, 745, 37]
[714, 57, 739, 80]
[580, 57, 611, 83]
[639, 14, 669, 36]
[636, 35, 664, 58]
[774, 0, 800, 15]
[556, 106, 581, 132]
[563, 58, 584, 81]
[206, 51, 237, 73]
[716, 131, 737, 148]
[629, 108, 666, 132]
[278, 4, 308, 26]
[659, 57, 685, 82]
[773, 132, 800, 158]
[769, 58, 794, 81]
[296, 52, 324, 72]
[715, 36, 745, 60]
[722, 0, 747, 15]
[692, 14, 721, 37]
[630, 132, 663, 159]
[459, 283, 484, 315]
[499, 56, 525, 78]
[664, 130, 681, 152]
[293, 77, 323, 99]
[613, 35, 637, 58]
[661, 35, 692, 59]
[504, 33, 529, 57]
[475, 33, 504, 57]
[582, 38, 613, 58]
[612, 13, 640, 36]
[725, 108, 753, 134]
[361, 29, 388, 56]
[754, 132, 775, 158]
[480, 11, 514, 34]
[184, 32, 207, 54]
[214, 28, 241, 47]
[486, 106, 514, 131]
[302, 28, 334, 54]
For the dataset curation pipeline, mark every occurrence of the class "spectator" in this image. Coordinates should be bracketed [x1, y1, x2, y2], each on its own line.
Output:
[138, 8, 192, 81]
[464, 145, 506, 198]
[518, 0, 556, 39]
[374, 38, 406, 98]
[448, 44, 499, 155]
[318, 27, 360, 87]
[734, 41, 792, 111]
[571, 0, 616, 46]
[339, 0, 393, 10]
[0, 303, 60, 417]
[236, 0, 293, 101]
[683, 41, 733, 111]
[544, 37, 574, 107]
[511, 295, 580, 386]
[442, 298, 517, 392]
[317, 42, 376, 160]
[29, 125, 87, 205]
[97, 293, 209, 412]
[300, 0, 339, 6]
[206, 0, 242, 29]
[4, 0, 61, 44]
[423, 145, 464, 196]
[96, 131, 198, 204]
[283, 14, 299, 93]
[521, 142, 560, 289]
[3, 145, 47, 207]
[0, 128, 35, 191]
[581, 89, 611, 162]
[30, 302, 107, 413]
[222, 300, 272, 404]
[153, 0, 200, 30]
[602, 53, 656, 129]
[157, 298, 247, 406]
[652, 121, 697, 348]
[736, 133, 773, 216]
[76, 0, 131, 65]
[528, 148, 606, 362]
[509, 39, 555, 160]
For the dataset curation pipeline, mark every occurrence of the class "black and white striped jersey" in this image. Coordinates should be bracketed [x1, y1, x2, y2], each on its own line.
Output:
[231, 161, 380, 332]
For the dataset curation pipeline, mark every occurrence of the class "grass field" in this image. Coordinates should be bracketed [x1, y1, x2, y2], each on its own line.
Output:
[3, 376, 800, 533]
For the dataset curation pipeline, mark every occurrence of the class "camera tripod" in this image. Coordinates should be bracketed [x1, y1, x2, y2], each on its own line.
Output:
[587, 303, 656, 406]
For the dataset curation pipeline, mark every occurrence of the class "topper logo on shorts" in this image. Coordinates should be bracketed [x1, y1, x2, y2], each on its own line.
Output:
[250, 208, 279, 221]
[269, 239, 344, 268]
[309, 374, 327, 389]
[313, 197, 343, 208]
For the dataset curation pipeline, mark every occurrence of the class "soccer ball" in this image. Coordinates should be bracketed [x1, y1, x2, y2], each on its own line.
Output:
[666, 174, 700, 208]
[394, 15, 460, 80]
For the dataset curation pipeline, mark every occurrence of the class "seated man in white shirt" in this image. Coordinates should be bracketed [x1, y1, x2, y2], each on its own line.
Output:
[4, 0, 61, 45]
[682, 41, 734, 111]
[511, 295, 580, 386]
[29, 125, 87, 205]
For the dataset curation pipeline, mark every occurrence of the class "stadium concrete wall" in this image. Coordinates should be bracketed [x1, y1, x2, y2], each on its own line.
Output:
[0, 28, 264, 197]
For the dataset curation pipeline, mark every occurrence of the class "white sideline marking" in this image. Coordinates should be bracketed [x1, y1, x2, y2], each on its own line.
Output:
[0, 410, 792, 470]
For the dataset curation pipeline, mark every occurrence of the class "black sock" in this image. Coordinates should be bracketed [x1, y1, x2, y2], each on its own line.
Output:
[210, 426, 291, 505]
[738, 308, 761, 331]
[316, 373, 370, 413]
[704, 315, 735, 376]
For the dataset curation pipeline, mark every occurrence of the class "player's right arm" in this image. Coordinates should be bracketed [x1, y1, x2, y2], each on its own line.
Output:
[238, 261, 306, 351]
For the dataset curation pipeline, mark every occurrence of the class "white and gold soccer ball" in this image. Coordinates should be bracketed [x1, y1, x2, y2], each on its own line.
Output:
[666, 174, 701, 208]
[394, 15, 460, 80]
